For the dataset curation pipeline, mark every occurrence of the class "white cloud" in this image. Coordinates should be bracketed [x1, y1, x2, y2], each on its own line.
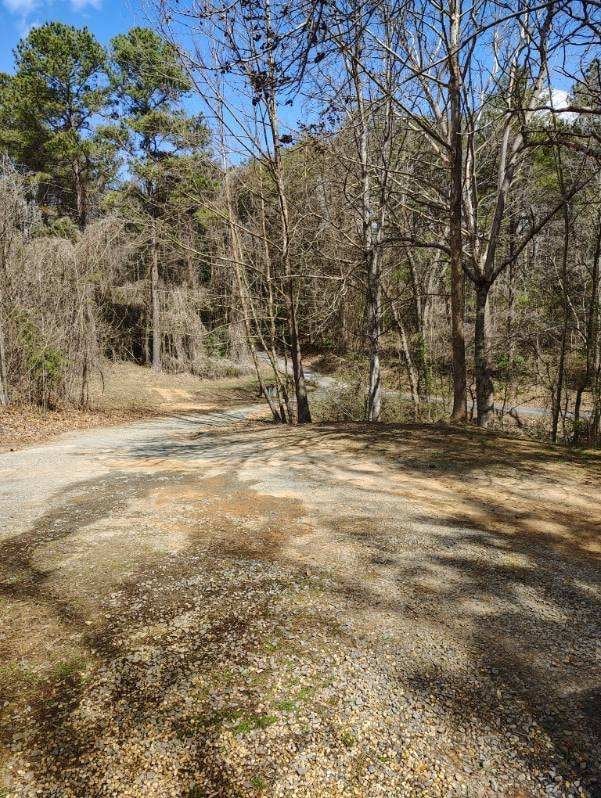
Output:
[70, 0, 102, 8]
[3, 0, 38, 12]
[535, 87, 578, 124]
[2, 0, 103, 20]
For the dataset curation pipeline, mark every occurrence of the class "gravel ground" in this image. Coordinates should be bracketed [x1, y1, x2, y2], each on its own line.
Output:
[0, 408, 599, 798]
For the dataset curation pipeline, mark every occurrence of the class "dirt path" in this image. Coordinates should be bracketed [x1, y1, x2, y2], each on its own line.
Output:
[0, 410, 600, 797]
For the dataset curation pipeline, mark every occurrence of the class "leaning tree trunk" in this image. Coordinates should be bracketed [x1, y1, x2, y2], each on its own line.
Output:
[366, 247, 382, 421]
[475, 279, 495, 426]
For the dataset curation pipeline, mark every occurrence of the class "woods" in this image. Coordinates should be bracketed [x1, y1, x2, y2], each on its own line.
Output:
[0, 2, 600, 441]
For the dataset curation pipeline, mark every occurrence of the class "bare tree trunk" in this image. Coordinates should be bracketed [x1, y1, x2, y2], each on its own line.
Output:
[233, 248, 284, 424]
[223, 167, 287, 423]
[475, 279, 494, 426]
[574, 210, 601, 442]
[185, 216, 199, 289]
[0, 302, 8, 406]
[448, 0, 467, 422]
[285, 279, 311, 424]
[406, 248, 430, 400]
[229, 268, 251, 365]
[74, 159, 87, 230]
[552, 296, 568, 444]
[339, 300, 351, 353]
[551, 202, 571, 443]
[590, 217, 601, 443]
[349, 25, 382, 422]
[506, 216, 517, 365]
[366, 248, 382, 421]
[259, 192, 292, 422]
[256, 0, 311, 424]
[150, 219, 162, 373]
[397, 326, 419, 418]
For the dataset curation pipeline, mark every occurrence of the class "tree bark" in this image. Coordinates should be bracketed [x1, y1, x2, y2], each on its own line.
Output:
[590, 216, 601, 443]
[285, 282, 312, 424]
[224, 170, 286, 423]
[350, 23, 382, 422]
[448, 0, 467, 422]
[74, 159, 87, 230]
[266, 117, 311, 423]
[551, 204, 571, 443]
[0, 301, 8, 406]
[398, 327, 419, 418]
[474, 279, 494, 426]
[366, 247, 382, 421]
[259, 0, 311, 424]
[150, 219, 162, 373]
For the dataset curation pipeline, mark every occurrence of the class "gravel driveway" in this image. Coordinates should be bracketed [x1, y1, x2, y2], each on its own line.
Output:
[0, 408, 599, 798]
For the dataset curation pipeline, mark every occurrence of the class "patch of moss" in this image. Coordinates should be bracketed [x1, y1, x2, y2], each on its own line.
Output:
[250, 775, 267, 790]
[339, 729, 356, 748]
[50, 656, 88, 683]
[233, 713, 278, 735]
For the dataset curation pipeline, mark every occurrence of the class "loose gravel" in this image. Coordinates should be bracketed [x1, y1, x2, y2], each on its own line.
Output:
[0, 413, 599, 797]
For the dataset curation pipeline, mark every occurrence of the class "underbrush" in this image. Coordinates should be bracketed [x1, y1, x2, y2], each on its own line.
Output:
[312, 370, 447, 425]
[163, 353, 250, 380]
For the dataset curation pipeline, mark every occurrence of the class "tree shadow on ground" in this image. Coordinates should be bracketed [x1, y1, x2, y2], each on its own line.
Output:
[116, 420, 601, 791]
[0, 465, 311, 797]
[2, 420, 600, 796]
[132, 420, 600, 793]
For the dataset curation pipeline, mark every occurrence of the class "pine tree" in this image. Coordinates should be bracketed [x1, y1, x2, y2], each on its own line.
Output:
[0, 23, 112, 228]
[110, 27, 211, 371]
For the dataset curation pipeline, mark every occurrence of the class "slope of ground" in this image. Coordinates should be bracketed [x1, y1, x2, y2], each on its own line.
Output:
[0, 360, 259, 451]
[0, 412, 600, 797]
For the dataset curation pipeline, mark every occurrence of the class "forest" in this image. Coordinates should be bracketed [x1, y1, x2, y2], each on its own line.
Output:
[0, 0, 600, 444]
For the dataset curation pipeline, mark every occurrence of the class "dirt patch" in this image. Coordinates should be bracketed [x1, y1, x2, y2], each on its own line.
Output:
[88, 361, 259, 413]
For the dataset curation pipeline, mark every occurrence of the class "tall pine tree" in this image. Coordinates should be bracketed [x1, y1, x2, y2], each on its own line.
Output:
[0, 23, 113, 228]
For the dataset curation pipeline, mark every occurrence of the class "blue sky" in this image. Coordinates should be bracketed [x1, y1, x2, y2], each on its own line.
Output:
[0, 0, 143, 73]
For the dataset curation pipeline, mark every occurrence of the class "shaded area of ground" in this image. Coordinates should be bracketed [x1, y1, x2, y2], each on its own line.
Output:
[0, 417, 599, 797]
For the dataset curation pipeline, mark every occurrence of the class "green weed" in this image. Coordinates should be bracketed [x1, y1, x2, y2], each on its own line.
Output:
[233, 714, 278, 735]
